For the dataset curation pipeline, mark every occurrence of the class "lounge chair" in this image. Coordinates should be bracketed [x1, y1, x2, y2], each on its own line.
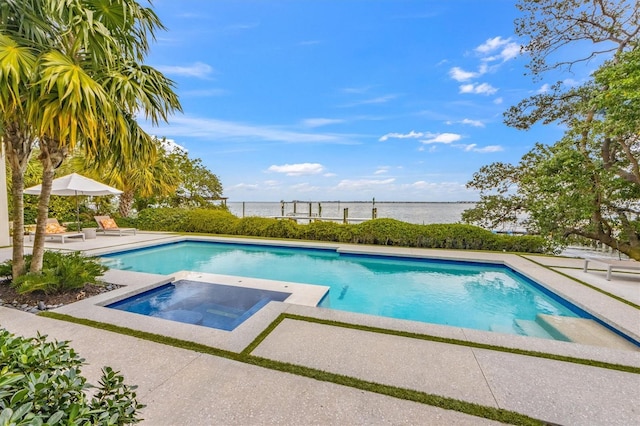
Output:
[28, 218, 85, 243]
[583, 256, 640, 281]
[95, 215, 137, 236]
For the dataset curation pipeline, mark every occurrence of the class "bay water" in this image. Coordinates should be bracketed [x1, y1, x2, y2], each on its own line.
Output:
[227, 201, 475, 225]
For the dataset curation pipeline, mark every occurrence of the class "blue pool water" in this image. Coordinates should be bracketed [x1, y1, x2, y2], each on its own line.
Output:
[102, 241, 592, 337]
[108, 280, 291, 331]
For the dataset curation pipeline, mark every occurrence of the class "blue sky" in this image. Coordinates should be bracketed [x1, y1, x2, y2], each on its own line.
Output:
[141, 0, 583, 202]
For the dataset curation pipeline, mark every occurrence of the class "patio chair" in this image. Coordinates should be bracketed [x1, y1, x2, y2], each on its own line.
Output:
[28, 218, 85, 243]
[95, 215, 137, 236]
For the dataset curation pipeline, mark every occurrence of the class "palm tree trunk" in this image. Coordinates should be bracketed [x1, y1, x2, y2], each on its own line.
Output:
[118, 189, 135, 217]
[30, 137, 67, 273]
[3, 122, 34, 278]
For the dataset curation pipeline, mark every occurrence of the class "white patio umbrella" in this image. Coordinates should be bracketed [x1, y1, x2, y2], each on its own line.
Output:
[24, 173, 123, 229]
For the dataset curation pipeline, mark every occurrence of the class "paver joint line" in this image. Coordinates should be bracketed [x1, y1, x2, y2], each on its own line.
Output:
[137, 351, 205, 400]
[462, 327, 501, 408]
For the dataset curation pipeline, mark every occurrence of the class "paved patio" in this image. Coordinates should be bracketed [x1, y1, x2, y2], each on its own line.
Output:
[0, 232, 638, 425]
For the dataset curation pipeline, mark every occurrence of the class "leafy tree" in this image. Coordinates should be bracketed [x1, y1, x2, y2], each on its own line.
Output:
[64, 137, 182, 218]
[464, 0, 640, 259]
[0, 0, 181, 274]
[135, 140, 224, 211]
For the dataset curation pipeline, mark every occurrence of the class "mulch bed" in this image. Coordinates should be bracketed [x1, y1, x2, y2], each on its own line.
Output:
[0, 282, 114, 309]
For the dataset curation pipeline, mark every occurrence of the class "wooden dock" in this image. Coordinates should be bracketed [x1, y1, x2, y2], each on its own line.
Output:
[271, 215, 370, 224]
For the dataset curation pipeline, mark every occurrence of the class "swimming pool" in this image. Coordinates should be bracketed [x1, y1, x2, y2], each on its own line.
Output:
[108, 280, 292, 331]
[102, 241, 596, 339]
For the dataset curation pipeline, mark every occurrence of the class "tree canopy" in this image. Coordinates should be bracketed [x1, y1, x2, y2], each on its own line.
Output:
[0, 0, 181, 274]
[464, 0, 640, 260]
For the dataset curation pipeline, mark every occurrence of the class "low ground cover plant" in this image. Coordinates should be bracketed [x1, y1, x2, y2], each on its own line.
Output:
[0, 251, 107, 295]
[135, 208, 553, 253]
[0, 329, 143, 424]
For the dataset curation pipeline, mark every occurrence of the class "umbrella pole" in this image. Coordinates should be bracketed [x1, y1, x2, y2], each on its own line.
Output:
[75, 191, 80, 231]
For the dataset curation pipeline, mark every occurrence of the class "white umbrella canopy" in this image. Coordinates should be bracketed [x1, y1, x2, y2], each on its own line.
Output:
[24, 173, 123, 196]
[24, 173, 123, 228]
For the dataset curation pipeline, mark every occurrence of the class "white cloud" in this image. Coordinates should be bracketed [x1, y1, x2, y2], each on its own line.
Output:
[323, 172, 337, 177]
[448, 36, 520, 87]
[446, 119, 485, 127]
[536, 84, 551, 94]
[476, 36, 509, 54]
[421, 133, 461, 144]
[457, 143, 504, 153]
[152, 136, 186, 153]
[374, 166, 390, 175]
[298, 40, 322, 46]
[145, 115, 356, 145]
[459, 83, 498, 95]
[336, 178, 395, 190]
[301, 118, 345, 128]
[341, 94, 398, 107]
[290, 183, 319, 192]
[402, 181, 469, 195]
[155, 62, 214, 78]
[493, 97, 503, 105]
[473, 145, 503, 153]
[379, 130, 424, 142]
[229, 183, 259, 191]
[449, 67, 478, 82]
[263, 180, 279, 186]
[267, 163, 325, 176]
[342, 86, 373, 94]
[498, 43, 520, 61]
[475, 36, 520, 62]
[462, 118, 485, 127]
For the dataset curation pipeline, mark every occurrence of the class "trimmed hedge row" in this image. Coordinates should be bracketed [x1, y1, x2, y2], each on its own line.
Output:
[135, 208, 552, 253]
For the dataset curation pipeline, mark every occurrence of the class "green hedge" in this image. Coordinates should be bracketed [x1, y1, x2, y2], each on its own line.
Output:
[133, 208, 552, 253]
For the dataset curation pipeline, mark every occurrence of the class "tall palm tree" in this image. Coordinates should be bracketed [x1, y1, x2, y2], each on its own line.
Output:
[0, 0, 181, 273]
[0, 32, 39, 277]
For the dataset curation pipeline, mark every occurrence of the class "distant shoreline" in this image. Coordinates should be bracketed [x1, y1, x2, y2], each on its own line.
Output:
[228, 201, 478, 204]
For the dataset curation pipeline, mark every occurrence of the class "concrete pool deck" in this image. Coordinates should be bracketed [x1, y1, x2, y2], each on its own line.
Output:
[0, 233, 638, 425]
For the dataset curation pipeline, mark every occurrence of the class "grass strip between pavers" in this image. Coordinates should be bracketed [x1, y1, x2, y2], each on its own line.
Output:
[519, 255, 640, 310]
[271, 314, 640, 374]
[39, 311, 545, 425]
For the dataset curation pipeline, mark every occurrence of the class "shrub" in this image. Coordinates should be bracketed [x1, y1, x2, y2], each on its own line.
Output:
[132, 207, 553, 254]
[136, 208, 190, 231]
[262, 218, 302, 239]
[232, 217, 279, 237]
[352, 219, 415, 245]
[302, 221, 353, 242]
[0, 329, 143, 424]
[184, 208, 238, 234]
[3, 251, 107, 295]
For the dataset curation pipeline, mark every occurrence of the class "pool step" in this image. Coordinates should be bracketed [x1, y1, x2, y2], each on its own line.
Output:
[489, 323, 520, 335]
[513, 319, 557, 340]
[536, 314, 639, 351]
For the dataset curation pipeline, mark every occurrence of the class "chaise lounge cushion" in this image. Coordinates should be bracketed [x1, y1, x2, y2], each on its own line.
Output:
[101, 218, 119, 229]
[45, 223, 66, 234]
